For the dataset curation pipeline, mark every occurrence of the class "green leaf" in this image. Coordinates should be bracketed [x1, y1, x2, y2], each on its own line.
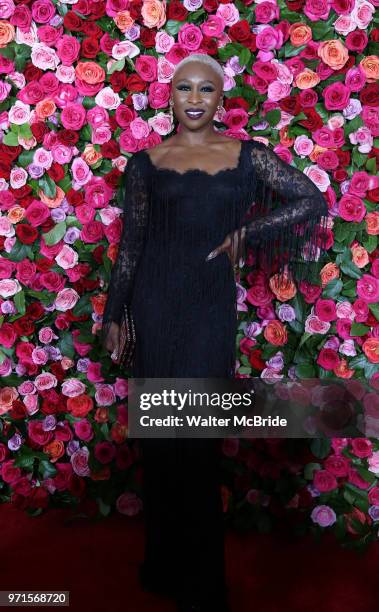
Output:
[39, 174, 57, 199]
[369, 303, 379, 322]
[165, 19, 183, 36]
[18, 123, 33, 140]
[107, 58, 125, 75]
[310, 438, 331, 459]
[14, 290, 25, 316]
[350, 322, 370, 336]
[362, 234, 377, 254]
[366, 156, 377, 174]
[340, 259, 362, 279]
[239, 47, 251, 67]
[322, 279, 343, 298]
[304, 462, 321, 480]
[59, 331, 75, 359]
[265, 109, 281, 127]
[295, 363, 316, 378]
[43, 221, 67, 246]
[312, 22, 333, 40]
[3, 132, 19, 146]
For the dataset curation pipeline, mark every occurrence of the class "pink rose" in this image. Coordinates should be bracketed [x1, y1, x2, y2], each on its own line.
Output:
[304, 0, 330, 20]
[25, 200, 50, 227]
[311, 505, 337, 527]
[54, 288, 80, 312]
[148, 81, 170, 109]
[255, 1, 280, 23]
[256, 26, 283, 52]
[135, 54, 158, 82]
[116, 492, 143, 516]
[177, 23, 203, 50]
[31, 0, 56, 24]
[95, 384, 116, 406]
[71, 447, 91, 477]
[305, 315, 331, 334]
[304, 165, 330, 192]
[56, 34, 80, 66]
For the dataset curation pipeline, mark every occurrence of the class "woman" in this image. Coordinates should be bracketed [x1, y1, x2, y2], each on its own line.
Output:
[101, 54, 329, 612]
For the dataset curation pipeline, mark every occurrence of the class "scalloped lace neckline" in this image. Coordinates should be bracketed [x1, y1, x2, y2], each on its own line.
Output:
[141, 139, 245, 177]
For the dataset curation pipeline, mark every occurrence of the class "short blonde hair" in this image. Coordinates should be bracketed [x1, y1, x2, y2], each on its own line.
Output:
[172, 53, 224, 90]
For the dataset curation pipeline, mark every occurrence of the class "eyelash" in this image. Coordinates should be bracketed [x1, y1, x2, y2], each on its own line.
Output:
[177, 85, 215, 92]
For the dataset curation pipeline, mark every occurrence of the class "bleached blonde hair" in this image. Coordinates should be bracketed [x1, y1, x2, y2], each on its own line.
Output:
[172, 53, 224, 90]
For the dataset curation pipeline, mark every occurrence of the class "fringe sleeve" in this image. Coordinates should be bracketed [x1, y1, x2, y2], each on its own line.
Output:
[240, 140, 329, 283]
[99, 153, 150, 352]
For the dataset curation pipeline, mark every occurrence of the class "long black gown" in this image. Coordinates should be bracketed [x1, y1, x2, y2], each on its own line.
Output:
[100, 138, 328, 602]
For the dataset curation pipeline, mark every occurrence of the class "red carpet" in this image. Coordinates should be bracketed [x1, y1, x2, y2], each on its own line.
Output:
[0, 502, 377, 612]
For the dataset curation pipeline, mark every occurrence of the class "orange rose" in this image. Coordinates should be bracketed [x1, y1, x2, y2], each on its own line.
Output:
[92, 293, 108, 317]
[7, 206, 25, 223]
[318, 40, 348, 70]
[82, 144, 103, 166]
[94, 407, 109, 423]
[114, 10, 134, 32]
[295, 69, 320, 90]
[35, 99, 56, 120]
[43, 440, 65, 462]
[320, 262, 340, 287]
[0, 21, 15, 47]
[351, 245, 369, 268]
[39, 185, 65, 208]
[141, 0, 166, 29]
[111, 423, 128, 443]
[67, 394, 94, 417]
[289, 23, 312, 47]
[279, 127, 294, 148]
[366, 212, 379, 235]
[269, 273, 297, 301]
[0, 387, 18, 415]
[264, 320, 288, 346]
[359, 56, 379, 82]
[75, 61, 105, 84]
[310, 145, 328, 163]
[333, 358, 355, 379]
[107, 242, 119, 265]
[362, 338, 379, 364]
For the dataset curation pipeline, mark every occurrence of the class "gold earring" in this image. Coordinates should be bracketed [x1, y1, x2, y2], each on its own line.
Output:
[169, 99, 174, 121]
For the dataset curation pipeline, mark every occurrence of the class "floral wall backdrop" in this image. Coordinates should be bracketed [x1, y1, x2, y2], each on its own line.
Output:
[0, 0, 378, 549]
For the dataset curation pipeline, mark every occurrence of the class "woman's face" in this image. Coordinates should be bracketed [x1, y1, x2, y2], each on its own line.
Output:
[171, 62, 223, 129]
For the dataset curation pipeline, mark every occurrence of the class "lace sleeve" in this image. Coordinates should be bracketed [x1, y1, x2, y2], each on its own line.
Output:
[242, 140, 329, 281]
[100, 153, 150, 350]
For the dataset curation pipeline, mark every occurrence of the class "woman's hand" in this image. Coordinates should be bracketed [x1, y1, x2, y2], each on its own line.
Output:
[105, 322, 121, 364]
[205, 226, 246, 267]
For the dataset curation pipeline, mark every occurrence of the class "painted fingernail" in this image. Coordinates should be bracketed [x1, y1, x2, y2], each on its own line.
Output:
[206, 251, 216, 260]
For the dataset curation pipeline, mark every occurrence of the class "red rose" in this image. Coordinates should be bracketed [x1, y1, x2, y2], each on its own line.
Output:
[248, 349, 266, 371]
[30, 121, 49, 143]
[80, 221, 104, 243]
[13, 317, 35, 337]
[360, 83, 379, 107]
[66, 189, 84, 206]
[23, 63, 43, 82]
[140, 28, 156, 48]
[286, 0, 305, 10]
[80, 37, 100, 58]
[324, 454, 350, 477]
[125, 73, 147, 93]
[63, 12, 83, 32]
[15, 224, 39, 245]
[47, 162, 65, 182]
[298, 108, 323, 132]
[317, 348, 340, 370]
[368, 487, 379, 505]
[167, 0, 189, 19]
[333, 168, 348, 182]
[279, 95, 301, 116]
[57, 129, 79, 146]
[299, 280, 322, 304]
[101, 141, 121, 159]
[0, 323, 17, 348]
[229, 20, 251, 43]
[367, 187, 379, 203]
[351, 438, 373, 458]
[109, 70, 128, 93]
[200, 36, 219, 55]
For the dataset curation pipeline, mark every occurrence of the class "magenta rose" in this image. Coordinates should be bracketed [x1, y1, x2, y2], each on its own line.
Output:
[351, 438, 373, 458]
[25, 200, 51, 227]
[60, 103, 86, 130]
[357, 274, 379, 303]
[322, 82, 351, 110]
[317, 348, 340, 370]
[368, 487, 379, 505]
[338, 194, 366, 222]
[324, 454, 350, 477]
[315, 299, 337, 322]
[348, 467, 371, 489]
[56, 35, 81, 66]
[313, 469, 338, 492]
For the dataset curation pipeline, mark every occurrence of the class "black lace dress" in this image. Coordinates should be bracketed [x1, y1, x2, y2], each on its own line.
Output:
[100, 138, 328, 377]
[100, 138, 329, 602]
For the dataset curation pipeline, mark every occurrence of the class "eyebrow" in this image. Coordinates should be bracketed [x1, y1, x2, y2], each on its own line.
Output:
[176, 79, 215, 85]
